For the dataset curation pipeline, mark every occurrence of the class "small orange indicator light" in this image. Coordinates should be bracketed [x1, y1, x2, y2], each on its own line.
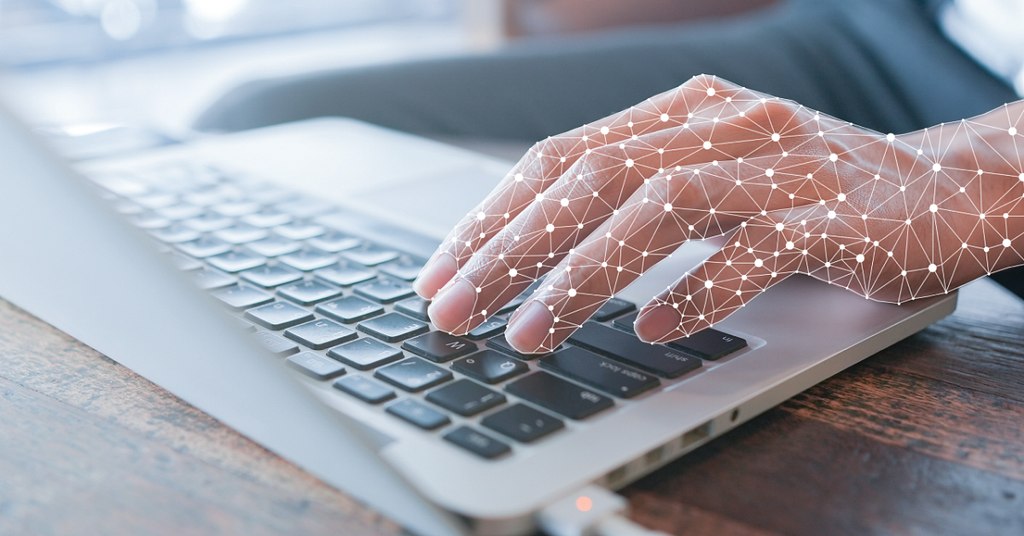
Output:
[576, 496, 593, 512]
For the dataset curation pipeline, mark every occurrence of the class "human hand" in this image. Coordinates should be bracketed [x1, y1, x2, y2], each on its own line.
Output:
[414, 75, 1024, 353]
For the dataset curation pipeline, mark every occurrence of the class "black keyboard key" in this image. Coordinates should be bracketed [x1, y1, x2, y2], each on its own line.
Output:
[150, 223, 200, 244]
[567, 322, 702, 379]
[481, 404, 563, 443]
[274, 220, 326, 240]
[239, 263, 303, 288]
[402, 331, 477, 363]
[444, 426, 511, 459]
[592, 298, 637, 322]
[176, 236, 232, 258]
[357, 312, 429, 343]
[539, 347, 659, 398]
[341, 244, 400, 266]
[245, 235, 302, 257]
[241, 208, 292, 228]
[279, 246, 337, 272]
[307, 231, 361, 253]
[252, 331, 299, 356]
[612, 311, 638, 333]
[193, 267, 235, 290]
[506, 371, 614, 420]
[244, 301, 314, 330]
[214, 223, 269, 245]
[426, 379, 506, 416]
[333, 375, 395, 404]
[486, 334, 558, 360]
[327, 337, 403, 370]
[451, 350, 528, 384]
[284, 319, 357, 350]
[375, 357, 453, 392]
[316, 296, 384, 323]
[207, 250, 267, 273]
[277, 279, 342, 305]
[666, 328, 748, 361]
[315, 262, 376, 287]
[394, 296, 429, 321]
[354, 279, 415, 303]
[286, 351, 346, 380]
[211, 285, 274, 310]
[466, 317, 508, 340]
[378, 257, 425, 281]
[386, 399, 450, 430]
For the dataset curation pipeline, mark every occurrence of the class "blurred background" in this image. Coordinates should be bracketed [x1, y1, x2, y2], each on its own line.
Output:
[0, 0, 772, 157]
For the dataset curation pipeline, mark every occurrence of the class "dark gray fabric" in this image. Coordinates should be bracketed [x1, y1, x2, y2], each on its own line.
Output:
[194, 0, 1024, 298]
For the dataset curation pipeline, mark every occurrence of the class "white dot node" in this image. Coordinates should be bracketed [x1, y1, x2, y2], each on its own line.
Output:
[559, 198, 569, 207]
[786, 241, 795, 249]
[710, 208, 716, 214]
[824, 262, 831, 268]
[1019, 173, 1024, 181]
[839, 244, 846, 250]
[737, 180, 743, 186]
[726, 96, 732, 102]
[736, 290, 743, 296]
[828, 210, 836, 219]
[928, 264, 937, 272]
[658, 148, 664, 154]
[1005, 213, 1010, 219]
[741, 275, 747, 281]
[545, 224, 555, 233]
[613, 209, 619, 215]
[901, 270, 907, 276]
[537, 262, 543, 268]
[703, 141, 712, 150]
[726, 260, 733, 266]
[771, 133, 780, 142]
[705, 280, 714, 289]
[600, 126, 609, 135]
[829, 153, 838, 162]
[776, 222, 785, 231]
[857, 254, 865, 263]
[480, 310, 487, 317]
[888, 251, 894, 257]
[479, 232, 486, 239]
[984, 246, 991, 253]
[688, 224, 695, 231]
[818, 131, 825, 137]
[475, 287, 482, 293]
[962, 242, 969, 249]
[960, 186, 966, 193]
[642, 197, 649, 204]
[707, 87, 716, 96]
[782, 151, 789, 157]
[642, 251, 649, 257]
[535, 193, 544, 202]
[900, 186, 906, 192]
[862, 214, 868, 220]
[664, 203, 673, 212]
[737, 158, 744, 163]
[739, 111, 746, 117]
[754, 259, 764, 268]
[874, 174, 881, 181]
[567, 288, 577, 297]
[548, 252, 554, 258]
[476, 211, 486, 221]
[560, 157, 566, 163]
[771, 271, 778, 278]
[713, 117, 720, 123]
[625, 159, 634, 168]
[886, 133, 895, 142]
[660, 113, 669, 122]
[980, 213, 986, 219]
[978, 169, 984, 175]
[1010, 127, 1018, 136]
[503, 213, 510, 219]
[905, 219, 912, 225]
[930, 204, 938, 213]
[619, 240, 625, 247]
[617, 266, 623, 272]
[578, 223, 584, 229]
[498, 253, 504, 260]
[698, 314, 706, 321]
[789, 193, 795, 199]
[933, 163, 942, 172]
[514, 173, 523, 182]
[765, 168, 774, 177]
[1004, 239, 1012, 247]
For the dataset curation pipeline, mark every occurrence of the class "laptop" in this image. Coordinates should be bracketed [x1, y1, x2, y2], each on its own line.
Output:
[0, 102, 957, 535]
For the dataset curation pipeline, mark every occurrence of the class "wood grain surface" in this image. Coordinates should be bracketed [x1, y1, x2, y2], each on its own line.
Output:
[1, 278, 1022, 536]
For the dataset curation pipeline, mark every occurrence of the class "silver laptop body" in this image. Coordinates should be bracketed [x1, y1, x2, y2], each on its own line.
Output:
[0, 108, 957, 536]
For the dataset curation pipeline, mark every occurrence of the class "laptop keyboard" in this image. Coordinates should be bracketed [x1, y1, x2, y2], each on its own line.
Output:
[88, 163, 750, 461]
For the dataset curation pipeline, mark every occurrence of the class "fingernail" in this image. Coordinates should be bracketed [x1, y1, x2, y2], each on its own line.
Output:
[505, 300, 553, 353]
[427, 278, 477, 333]
[634, 305, 681, 343]
[413, 253, 457, 299]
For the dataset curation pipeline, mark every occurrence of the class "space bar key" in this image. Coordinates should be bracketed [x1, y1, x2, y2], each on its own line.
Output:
[566, 322, 702, 379]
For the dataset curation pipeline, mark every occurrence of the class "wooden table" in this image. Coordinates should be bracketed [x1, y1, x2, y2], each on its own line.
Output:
[1, 278, 1022, 536]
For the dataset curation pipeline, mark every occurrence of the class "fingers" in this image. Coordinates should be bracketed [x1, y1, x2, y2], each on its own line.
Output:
[413, 75, 772, 300]
[634, 204, 827, 342]
[498, 157, 815, 352]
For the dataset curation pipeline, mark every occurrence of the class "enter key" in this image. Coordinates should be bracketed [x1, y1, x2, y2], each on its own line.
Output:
[540, 347, 660, 398]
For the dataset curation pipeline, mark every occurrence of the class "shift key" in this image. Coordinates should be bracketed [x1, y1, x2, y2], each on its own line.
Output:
[539, 347, 659, 398]
[567, 322, 702, 378]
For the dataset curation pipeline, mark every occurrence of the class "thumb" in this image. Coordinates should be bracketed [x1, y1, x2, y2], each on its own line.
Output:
[633, 204, 824, 342]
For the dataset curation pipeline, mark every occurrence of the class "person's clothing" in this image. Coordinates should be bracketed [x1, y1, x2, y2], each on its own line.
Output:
[194, 0, 1024, 298]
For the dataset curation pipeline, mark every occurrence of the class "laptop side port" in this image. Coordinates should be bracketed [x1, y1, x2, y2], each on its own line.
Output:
[682, 420, 713, 447]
